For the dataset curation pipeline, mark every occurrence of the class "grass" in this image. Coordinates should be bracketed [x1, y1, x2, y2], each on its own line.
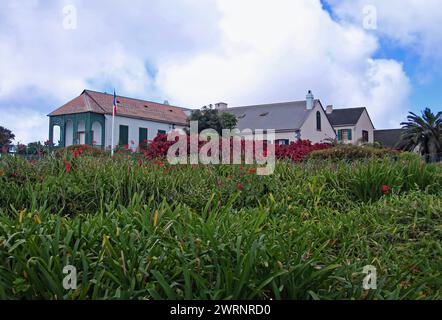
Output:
[0, 155, 441, 299]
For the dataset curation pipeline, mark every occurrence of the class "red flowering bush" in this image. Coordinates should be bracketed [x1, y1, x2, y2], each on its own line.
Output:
[55, 145, 108, 159]
[275, 140, 330, 162]
[143, 134, 329, 162]
[142, 134, 177, 159]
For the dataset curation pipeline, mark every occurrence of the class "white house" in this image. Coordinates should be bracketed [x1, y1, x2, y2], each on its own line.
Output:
[219, 91, 337, 144]
[48, 89, 377, 149]
[326, 105, 375, 144]
[48, 90, 190, 150]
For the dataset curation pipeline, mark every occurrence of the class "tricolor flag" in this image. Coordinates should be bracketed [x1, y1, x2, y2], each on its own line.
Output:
[113, 90, 117, 116]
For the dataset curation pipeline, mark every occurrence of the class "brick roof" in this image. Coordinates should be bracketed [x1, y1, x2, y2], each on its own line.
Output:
[48, 90, 190, 125]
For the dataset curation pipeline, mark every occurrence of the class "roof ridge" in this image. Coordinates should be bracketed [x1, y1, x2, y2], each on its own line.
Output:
[84, 89, 189, 110]
[83, 90, 107, 114]
[230, 100, 309, 109]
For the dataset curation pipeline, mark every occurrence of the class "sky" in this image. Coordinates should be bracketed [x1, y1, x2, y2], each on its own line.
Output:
[0, 0, 441, 143]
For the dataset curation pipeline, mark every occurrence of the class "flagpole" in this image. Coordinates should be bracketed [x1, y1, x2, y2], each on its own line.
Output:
[111, 89, 116, 157]
[111, 109, 115, 157]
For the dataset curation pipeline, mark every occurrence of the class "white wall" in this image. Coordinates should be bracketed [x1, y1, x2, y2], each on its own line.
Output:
[334, 109, 375, 145]
[300, 102, 336, 143]
[104, 115, 185, 151]
[354, 109, 375, 144]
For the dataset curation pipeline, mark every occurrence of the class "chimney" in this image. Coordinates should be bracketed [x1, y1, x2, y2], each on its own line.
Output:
[215, 102, 228, 110]
[326, 105, 333, 114]
[163, 100, 170, 105]
[306, 90, 314, 110]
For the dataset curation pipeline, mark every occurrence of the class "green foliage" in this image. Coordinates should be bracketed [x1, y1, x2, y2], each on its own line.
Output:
[187, 106, 237, 134]
[400, 108, 442, 162]
[0, 126, 15, 149]
[0, 156, 441, 299]
[308, 144, 398, 161]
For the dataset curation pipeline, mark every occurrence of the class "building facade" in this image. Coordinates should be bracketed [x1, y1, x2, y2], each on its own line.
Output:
[221, 91, 337, 144]
[326, 106, 375, 145]
[48, 90, 189, 151]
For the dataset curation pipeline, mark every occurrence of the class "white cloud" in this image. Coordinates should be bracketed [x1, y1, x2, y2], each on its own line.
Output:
[0, 108, 48, 144]
[0, 0, 418, 143]
[326, 0, 442, 62]
[0, 0, 220, 101]
[157, 0, 411, 128]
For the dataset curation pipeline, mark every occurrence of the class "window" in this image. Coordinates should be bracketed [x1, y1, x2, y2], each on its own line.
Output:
[362, 130, 369, 143]
[158, 129, 166, 135]
[139, 128, 148, 149]
[337, 129, 352, 142]
[316, 111, 321, 131]
[275, 139, 289, 145]
[119, 125, 129, 146]
[77, 132, 85, 145]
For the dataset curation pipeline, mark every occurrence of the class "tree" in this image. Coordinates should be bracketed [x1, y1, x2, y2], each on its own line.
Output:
[187, 105, 237, 134]
[400, 108, 442, 163]
[0, 126, 15, 148]
[27, 141, 45, 155]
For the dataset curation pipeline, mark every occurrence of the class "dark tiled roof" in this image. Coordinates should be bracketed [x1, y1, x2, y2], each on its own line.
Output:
[374, 129, 406, 148]
[49, 90, 189, 125]
[327, 107, 365, 126]
[223, 100, 316, 131]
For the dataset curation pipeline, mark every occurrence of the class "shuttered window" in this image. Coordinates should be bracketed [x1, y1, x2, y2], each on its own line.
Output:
[139, 128, 148, 143]
[139, 128, 148, 149]
[119, 125, 129, 146]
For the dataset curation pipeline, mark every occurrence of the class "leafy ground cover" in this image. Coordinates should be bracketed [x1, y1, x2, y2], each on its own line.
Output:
[0, 153, 441, 299]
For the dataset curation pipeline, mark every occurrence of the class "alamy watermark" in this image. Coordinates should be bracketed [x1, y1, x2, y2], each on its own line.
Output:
[166, 121, 276, 176]
[62, 5, 77, 30]
[362, 5, 377, 30]
[63, 265, 77, 290]
[362, 265, 377, 290]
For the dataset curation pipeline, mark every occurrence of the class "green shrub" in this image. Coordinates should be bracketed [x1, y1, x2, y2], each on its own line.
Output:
[0, 156, 441, 299]
[308, 144, 398, 161]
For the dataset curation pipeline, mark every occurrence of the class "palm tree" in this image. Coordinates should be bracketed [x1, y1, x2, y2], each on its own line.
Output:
[400, 108, 442, 163]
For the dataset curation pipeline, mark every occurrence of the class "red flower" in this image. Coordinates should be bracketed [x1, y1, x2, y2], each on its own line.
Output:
[65, 162, 72, 173]
[137, 159, 143, 167]
[240, 166, 244, 171]
[73, 150, 79, 158]
[237, 183, 244, 191]
[10, 172, 18, 178]
[381, 185, 390, 195]
[247, 168, 257, 174]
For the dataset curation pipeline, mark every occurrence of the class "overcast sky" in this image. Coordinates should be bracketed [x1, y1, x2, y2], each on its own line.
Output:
[0, 0, 441, 143]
